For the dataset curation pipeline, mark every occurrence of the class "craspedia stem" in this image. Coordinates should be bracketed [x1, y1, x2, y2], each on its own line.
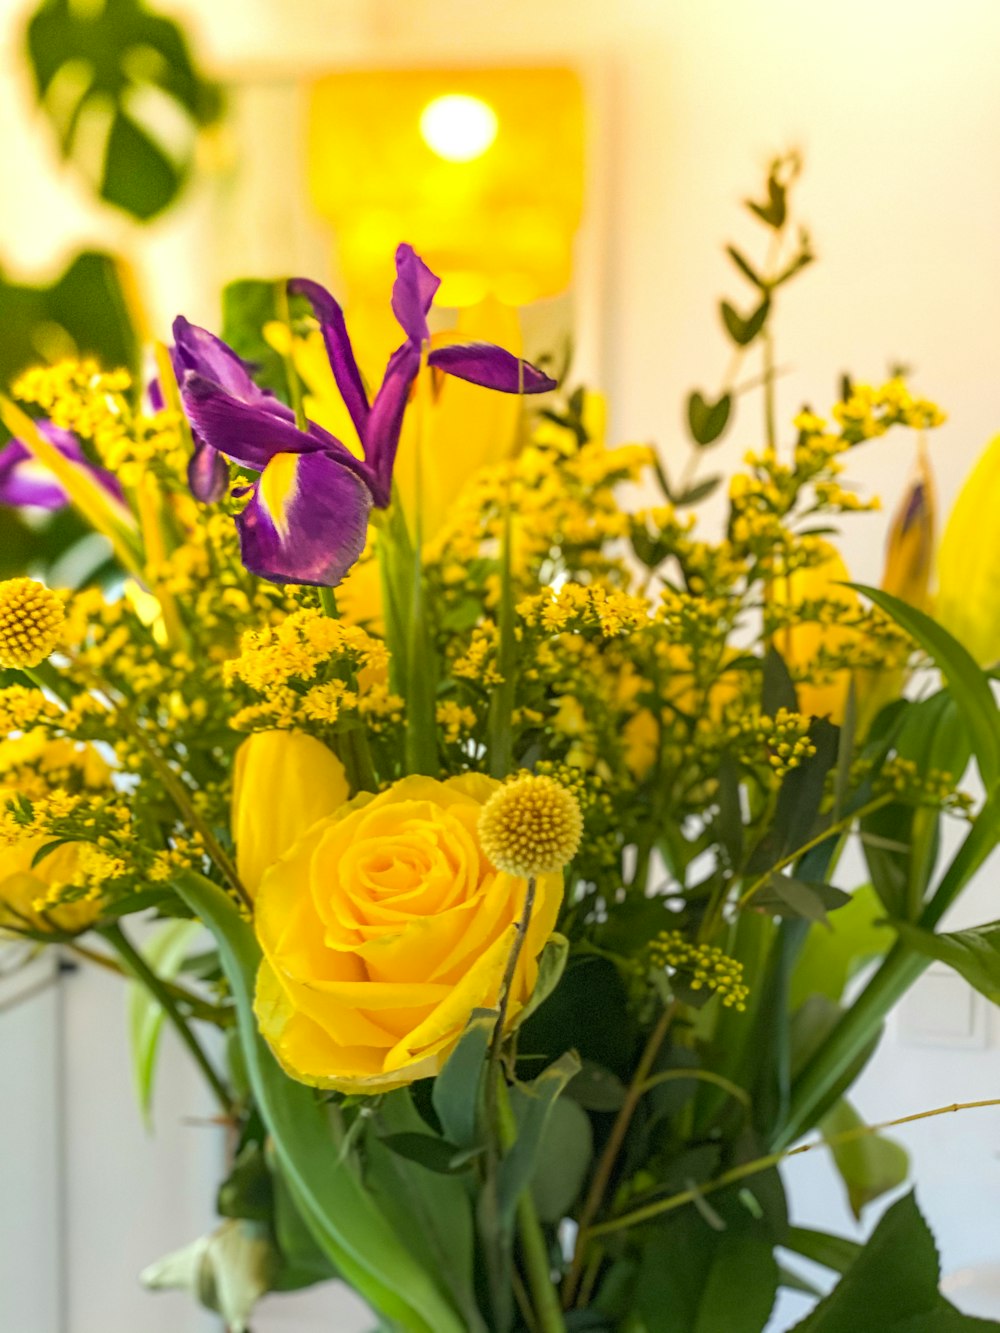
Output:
[0, 578, 64, 669]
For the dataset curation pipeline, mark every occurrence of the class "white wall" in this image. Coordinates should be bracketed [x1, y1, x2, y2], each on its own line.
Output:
[4, 0, 1000, 1329]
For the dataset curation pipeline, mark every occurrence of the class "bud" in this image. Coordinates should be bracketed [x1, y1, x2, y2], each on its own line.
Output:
[882, 442, 935, 611]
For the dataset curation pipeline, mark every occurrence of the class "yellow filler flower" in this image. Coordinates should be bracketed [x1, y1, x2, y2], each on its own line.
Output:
[0, 578, 64, 669]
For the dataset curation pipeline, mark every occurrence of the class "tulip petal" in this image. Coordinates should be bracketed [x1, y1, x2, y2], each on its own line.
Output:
[236, 450, 372, 586]
[427, 342, 556, 394]
[232, 730, 349, 895]
[289, 278, 371, 443]
[391, 243, 439, 345]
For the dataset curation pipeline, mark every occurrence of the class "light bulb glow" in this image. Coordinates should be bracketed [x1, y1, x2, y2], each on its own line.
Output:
[419, 93, 498, 163]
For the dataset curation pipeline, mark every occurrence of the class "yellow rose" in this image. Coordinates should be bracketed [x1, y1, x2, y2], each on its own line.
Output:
[251, 771, 562, 1093]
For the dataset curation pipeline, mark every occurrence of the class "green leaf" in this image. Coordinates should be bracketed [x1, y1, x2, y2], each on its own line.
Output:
[755, 876, 850, 925]
[366, 1090, 484, 1333]
[636, 1208, 778, 1333]
[431, 1008, 495, 1150]
[762, 645, 799, 716]
[819, 1098, 909, 1219]
[687, 390, 732, 446]
[526, 1095, 592, 1222]
[787, 1192, 998, 1332]
[499, 1051, 580, 1227]
[173, 870, 467, 1333]
[26, 0, 222, 221]
[127, 918, 203, 1128]
[852, 586, 1000, 791]
[893, 919, 1000, 1004]
[790, 884, 893, 1009]
[674, 475, 723, 507]
[784, 1225, 862, 1276]
[720, 297, 770, 346]
[378, 1132, 465, 1175]
[565, 1060, 627, 1112]
[726, 245, 767, 290]
[746, 174, 787, 229]
[511, 932, 568, 1029]
[218, 1141, 273, 1223]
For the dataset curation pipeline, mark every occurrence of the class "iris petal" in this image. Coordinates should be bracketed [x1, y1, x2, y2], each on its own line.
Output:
[172, 316, 291, 418]
[288, 278, 371, 443]
[427, 342, 557, 394]
[236, 450, 372, 586]
[366, 342, 421, 504]
[390, 243, 440, 345]
[187, 439, 229, 504]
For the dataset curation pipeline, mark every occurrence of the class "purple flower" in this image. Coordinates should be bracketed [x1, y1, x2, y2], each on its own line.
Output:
[0, 422, 123, 511]
[292, 244, 555, 504]
[172, 244, 556, 587]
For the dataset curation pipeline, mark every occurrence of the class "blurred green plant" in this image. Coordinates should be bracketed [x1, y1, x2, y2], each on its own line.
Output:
[24, 0, 223, 221]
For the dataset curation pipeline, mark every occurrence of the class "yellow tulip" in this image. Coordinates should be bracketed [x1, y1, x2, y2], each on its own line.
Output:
[231, 730, 350, 897]
[252, 772, 562, 1093]
[771, 543, 858, 725]
[881, 442, 935, 612]
[937, 432, 1000, 664]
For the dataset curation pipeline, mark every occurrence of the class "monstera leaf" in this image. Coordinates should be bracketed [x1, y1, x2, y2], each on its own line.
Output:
[25, 0, 222, 221]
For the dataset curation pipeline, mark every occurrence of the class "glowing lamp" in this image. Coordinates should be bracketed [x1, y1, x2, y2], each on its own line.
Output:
[307, 67, 584, 310]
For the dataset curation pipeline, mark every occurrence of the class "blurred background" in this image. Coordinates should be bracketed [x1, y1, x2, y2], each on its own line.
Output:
[2, 0, 1000, 1329]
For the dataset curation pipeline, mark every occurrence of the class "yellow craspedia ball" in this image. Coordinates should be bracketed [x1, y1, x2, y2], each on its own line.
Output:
[0, 579, 64, 669]
[478, 774, 583, 877]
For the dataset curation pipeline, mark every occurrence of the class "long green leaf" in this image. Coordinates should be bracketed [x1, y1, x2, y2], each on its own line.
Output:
[852, 586, 1000, 790]
[894, 919, 1000, 1004]
[173, 870, 465, 1333]
[127, 918, 204, 1129]
[499, 1051, 580, 1227]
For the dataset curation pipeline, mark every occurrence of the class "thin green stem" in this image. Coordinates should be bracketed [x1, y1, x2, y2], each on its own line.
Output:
[497, 1080, 566, 1333]
[563, 999, 678, 1307]
[68, 940, 232, 1025]
[590, 1095, 1000, 1239]
[737, 793, 894, 909]
[101, 922, 233, 1116]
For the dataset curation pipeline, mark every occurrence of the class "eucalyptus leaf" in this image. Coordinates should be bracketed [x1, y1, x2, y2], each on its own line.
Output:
[525, 1095, 592, 1222]
[720, 296, 770, 346]
[431, 1007, 495, 1150]
[820, 1098, 909, 1219]
[687, 390, 732, 446]
[499, 1051, 580, 1227]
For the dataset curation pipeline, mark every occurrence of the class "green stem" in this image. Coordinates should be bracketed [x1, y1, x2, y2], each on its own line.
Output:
[590, 1093, 1000, 1239]
[779, 796, 1000, 1149]
[101, 922, 233, 1116]
[69, 940, 232, 1025]
[497, 1080, 566, 1333]
[276, 279, 308, 432]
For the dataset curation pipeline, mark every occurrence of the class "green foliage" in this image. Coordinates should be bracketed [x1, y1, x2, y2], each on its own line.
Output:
[126, 917, 203, 1128]
[221, 279, 311, 403]
[789, 1193, 1000, 1331]
[819, 1099, 909, 1219]
[790, 884, 893, 1010]
[173, 869, 469, 1333]
[894, 920, 1000, 1005]
[25, 0, 222, 220]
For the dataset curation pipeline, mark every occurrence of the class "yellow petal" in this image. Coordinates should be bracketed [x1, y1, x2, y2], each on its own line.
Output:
[937, 432, 1000, 665]
[882, 442, 935, 612]
[231, 730, 349, 895]
[771, 543, 858, 724]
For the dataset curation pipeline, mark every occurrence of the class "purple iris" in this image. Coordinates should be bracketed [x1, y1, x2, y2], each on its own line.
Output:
[0, 422, 123, 510]
[172, 243, 556, 587]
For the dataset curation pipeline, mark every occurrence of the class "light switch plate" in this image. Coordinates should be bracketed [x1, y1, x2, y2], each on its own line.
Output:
[896, 963, 989, 1049]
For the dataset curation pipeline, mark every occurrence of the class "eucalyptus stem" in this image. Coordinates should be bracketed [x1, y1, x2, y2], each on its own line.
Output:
[590, 1094, 1000, 1239]
[101, 922, 233, 1116]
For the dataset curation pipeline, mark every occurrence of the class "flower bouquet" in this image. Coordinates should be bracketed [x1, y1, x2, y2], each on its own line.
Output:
[3, 158, 1000, 1333]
